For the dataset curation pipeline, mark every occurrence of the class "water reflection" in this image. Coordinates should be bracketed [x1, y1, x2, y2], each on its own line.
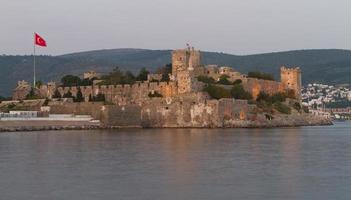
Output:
[0, 123, 351, 200]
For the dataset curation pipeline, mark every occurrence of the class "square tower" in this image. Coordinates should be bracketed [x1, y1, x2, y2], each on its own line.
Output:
[171, 47, 202, 94]
[171, 47, 201, 76]
[280, 66, 302, 100]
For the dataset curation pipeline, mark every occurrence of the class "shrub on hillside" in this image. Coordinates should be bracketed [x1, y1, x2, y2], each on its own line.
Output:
[203, 84, 231, 100]
[257, 92, 287, 104]
[233, 79, 242, 85]
[248, 71, 274, 81]
[274, 102, 291, 114]
[293, 102, 302, 111]
[230, 84, 252, 100]
[197, 76, 216, 84]
[256, 92, 271, 103]
[62, 91, 73, 98]
[217, 75, 232, 85]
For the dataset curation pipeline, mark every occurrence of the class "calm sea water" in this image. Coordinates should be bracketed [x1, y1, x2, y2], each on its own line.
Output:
[0, 123, 351, 200]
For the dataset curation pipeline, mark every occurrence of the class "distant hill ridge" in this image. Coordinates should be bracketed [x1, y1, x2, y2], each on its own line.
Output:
[1, 48, 351, 96]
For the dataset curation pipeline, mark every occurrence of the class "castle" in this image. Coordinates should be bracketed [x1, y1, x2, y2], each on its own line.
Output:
[13, 47, 301, 105]
[11, 47, 303, 127]
[13, 46, 301, 104]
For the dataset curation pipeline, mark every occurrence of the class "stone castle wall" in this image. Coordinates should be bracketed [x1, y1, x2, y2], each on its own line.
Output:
[242, 78, 284, 99]
[139, 94, 257, 128]
[100, 105, 142, 127]
[44, 81, 178, 105]
[48, 101, 104, 116]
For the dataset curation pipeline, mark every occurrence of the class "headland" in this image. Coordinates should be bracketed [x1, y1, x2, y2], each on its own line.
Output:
[0, 47, 332, 131]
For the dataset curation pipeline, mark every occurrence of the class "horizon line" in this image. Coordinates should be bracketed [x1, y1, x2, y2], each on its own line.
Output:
[1, 48, 351, 57]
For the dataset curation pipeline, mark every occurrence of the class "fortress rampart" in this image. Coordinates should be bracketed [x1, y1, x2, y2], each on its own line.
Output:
[242, 78, 284, 99]
[45, 81, 178, 105]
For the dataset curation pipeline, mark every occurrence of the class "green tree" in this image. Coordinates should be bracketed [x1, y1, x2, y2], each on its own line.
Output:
[80, 78, 94, 86]
[93, 93, 105, 102]
[233, 79, 242, 85]
[122, 71, 136, 84]
[43, 98, 49, 106]
[35, 80, 43, 88]
[293, 102, 302, 111]
[74, 88, 84, 102]
[0, 96, 10, 101]
[61, 75, 81, 86]
[25, 88, 41, 100]
[136, 68, 149, 81]
[230, 84, 252, 100]
[99, 67, 124, 85]
[88, 94, 93, 102]
[217, 75, 231, 85]
[52, 89, 61, 98]
[248, 71, 274, 81]
[274, 102, 291, 114]
[156, 64, 172, 82]
[256, 92, 271, 103]
[197, 76, 215, 84]
[62, 90, 73, 98]
[203, 84, 231, 99]
[161, 73, 170, 82]
[271, 92, 287, 103]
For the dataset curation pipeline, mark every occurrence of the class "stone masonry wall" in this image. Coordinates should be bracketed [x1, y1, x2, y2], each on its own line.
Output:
[48, 101, 104, 117]
[139, 94, 255, 128]
[100, 105, 142, 127]
[242, 78, 284, 99]
[49, 81, 178, 105]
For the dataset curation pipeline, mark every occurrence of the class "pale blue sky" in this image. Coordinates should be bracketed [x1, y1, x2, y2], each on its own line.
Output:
[1, 0, 350, 55]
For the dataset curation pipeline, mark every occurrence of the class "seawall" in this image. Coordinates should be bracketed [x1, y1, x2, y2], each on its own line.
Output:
[0, 98, 332, 132]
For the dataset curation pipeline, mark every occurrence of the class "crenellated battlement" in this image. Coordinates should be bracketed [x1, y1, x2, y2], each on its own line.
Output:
[281, 66, 301, 72]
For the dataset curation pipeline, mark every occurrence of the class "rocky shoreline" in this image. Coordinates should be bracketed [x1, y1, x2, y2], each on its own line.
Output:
[0, 115, 332, 132]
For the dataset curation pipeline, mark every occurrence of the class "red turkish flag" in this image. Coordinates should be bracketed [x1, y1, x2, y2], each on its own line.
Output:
[34, 33, 47, 47]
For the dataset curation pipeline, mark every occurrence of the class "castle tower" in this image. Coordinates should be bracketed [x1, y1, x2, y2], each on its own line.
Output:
[171, 47, 202, 94]
[172, 49, 190, 75]
[280, 66, 302, 100]
[171, 47, 201, 76]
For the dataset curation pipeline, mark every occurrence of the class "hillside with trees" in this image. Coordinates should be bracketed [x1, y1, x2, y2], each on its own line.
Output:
[1, 48, 351, 96]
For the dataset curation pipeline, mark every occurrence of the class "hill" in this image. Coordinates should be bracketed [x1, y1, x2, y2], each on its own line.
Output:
[1, 48, 351, 96]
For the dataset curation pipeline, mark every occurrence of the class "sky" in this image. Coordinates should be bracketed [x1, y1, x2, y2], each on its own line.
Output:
[1, 0, 351, 55]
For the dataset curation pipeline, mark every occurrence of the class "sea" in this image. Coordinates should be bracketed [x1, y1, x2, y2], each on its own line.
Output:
[0, 122, 351, 200]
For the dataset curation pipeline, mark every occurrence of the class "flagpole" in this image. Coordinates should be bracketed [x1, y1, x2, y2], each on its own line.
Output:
[33, 33, 36, 88]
